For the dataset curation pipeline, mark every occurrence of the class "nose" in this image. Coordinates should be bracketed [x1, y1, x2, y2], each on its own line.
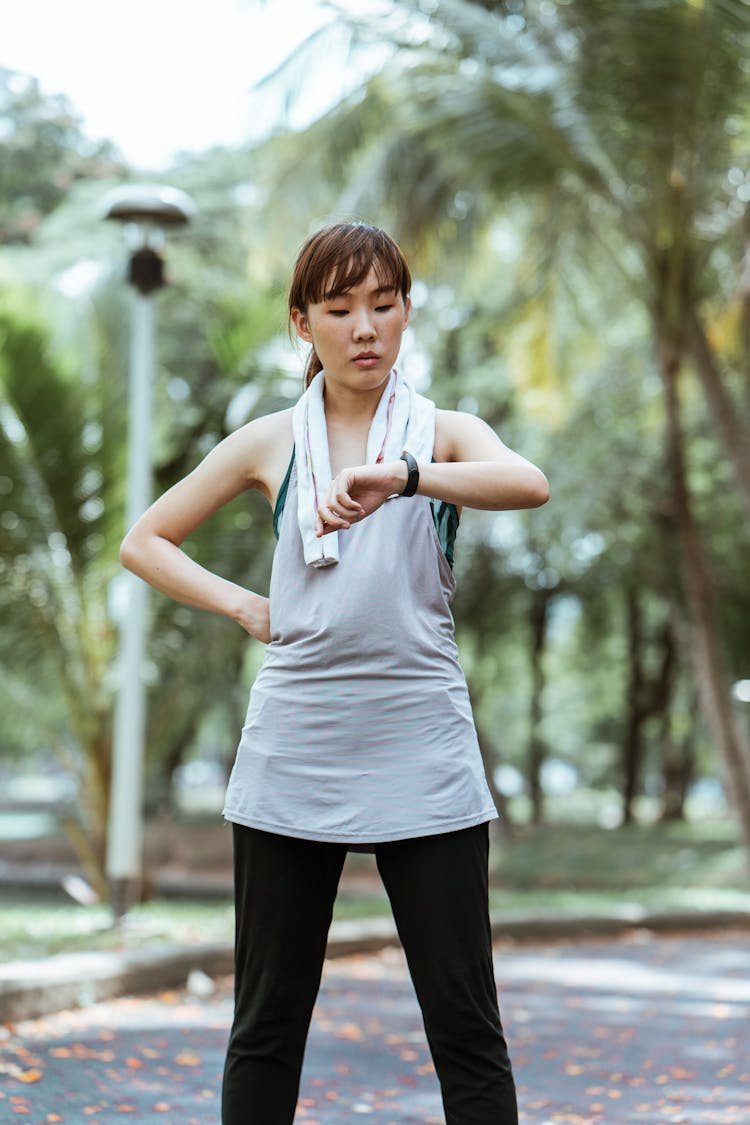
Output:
[352, 308, 376, 340]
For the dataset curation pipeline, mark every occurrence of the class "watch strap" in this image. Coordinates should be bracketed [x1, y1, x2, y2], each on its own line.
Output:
[399, 451, 419, 497]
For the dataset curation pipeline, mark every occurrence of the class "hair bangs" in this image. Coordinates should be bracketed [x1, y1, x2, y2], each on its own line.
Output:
[321, 247, 405, 303]
[290, 223, 411, 313]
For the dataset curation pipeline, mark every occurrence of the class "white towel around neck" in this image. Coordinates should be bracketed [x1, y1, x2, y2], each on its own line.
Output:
[291, 368, 436, 567]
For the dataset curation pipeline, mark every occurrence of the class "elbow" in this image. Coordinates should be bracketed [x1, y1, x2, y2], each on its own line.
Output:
[119, 533, 140, 572]
[532, 472, 550, 507]
[517, 468, 549, 509]
[491, 463, 549, 510]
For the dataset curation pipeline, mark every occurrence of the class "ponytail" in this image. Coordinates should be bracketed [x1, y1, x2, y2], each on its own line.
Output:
[304, 347, 323, 389]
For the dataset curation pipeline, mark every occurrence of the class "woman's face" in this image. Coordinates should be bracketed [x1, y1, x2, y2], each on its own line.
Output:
[291, 265, 411, 397]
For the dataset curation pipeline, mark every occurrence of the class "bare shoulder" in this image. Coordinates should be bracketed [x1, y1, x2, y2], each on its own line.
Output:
[228, 407, 294, 503]
[122, 408, 294, 550]
[237, 407, 293, 465]
[433, 408, 506, 463]
[242, 405, 294, 444]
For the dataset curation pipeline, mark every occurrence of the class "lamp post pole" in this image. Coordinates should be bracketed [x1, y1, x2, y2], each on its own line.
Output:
[108, 277, 157, 921]
[101, 185, 195, 921]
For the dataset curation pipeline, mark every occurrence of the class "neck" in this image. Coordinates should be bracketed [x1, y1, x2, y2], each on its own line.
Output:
[322, 375, 391, 428]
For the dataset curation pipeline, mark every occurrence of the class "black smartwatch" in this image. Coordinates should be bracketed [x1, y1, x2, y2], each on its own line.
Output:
[399, 451, 420, 497]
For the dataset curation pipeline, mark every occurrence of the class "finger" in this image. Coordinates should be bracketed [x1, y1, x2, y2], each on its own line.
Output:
[318, 504, 350, 530]
[322, 490, 359, 517]
[335, 489, 363, 514]
[317, 521, 349, 537]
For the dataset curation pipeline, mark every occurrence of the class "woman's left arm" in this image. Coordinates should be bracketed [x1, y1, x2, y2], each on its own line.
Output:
[406, 409, 550, 511]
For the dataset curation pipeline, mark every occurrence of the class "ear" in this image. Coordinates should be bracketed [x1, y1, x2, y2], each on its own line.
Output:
[402, 295, 412, 331]
[291, 307, 313, 343]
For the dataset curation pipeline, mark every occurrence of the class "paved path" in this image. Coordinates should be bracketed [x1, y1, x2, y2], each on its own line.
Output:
[1, 931, 749, 1124]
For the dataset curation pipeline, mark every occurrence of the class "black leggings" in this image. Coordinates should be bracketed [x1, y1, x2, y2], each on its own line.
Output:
[221, 821, 518, 1125]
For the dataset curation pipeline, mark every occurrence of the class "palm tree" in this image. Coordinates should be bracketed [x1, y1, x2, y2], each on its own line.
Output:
[0, 297, 124, 893]
[264, 0, 750, 851]
[0, 281, 281, 895]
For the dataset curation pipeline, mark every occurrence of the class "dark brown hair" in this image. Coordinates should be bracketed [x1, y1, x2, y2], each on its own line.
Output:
[289, 222, 412, 388]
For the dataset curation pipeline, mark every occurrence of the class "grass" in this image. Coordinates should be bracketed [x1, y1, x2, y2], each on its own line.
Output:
[2, 814, 748, 962]
[0, 899, 233, 962]
[482, 807, 750, 919]
[489, 816, 747, 892]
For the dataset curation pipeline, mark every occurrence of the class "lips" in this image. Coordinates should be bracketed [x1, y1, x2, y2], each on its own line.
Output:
[352, 351, 381, 369]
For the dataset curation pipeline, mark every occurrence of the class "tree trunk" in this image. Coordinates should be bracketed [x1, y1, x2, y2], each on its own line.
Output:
[740, 213, 750, 408]
[622, 584, 647, 825]
[658, 332, 750, 859]
[527, 589, 549, 825]
[661, 681, 697, 822]
[622, 591, 677, 824]
[646, 603, 690, 821]
[687, 309, 750, 522]
[474, 715, 515, 845]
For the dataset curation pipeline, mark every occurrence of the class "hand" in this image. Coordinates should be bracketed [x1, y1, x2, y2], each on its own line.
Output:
[316, 461, 409, 537]
[234, 591, 271, 643]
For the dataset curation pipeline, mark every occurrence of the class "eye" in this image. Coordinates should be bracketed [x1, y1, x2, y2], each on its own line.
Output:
[375, 304, 394, 312]
[328, 309, 348, 317]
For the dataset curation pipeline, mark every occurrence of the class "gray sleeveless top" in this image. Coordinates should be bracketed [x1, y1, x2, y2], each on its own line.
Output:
[222, 462, 498, 849]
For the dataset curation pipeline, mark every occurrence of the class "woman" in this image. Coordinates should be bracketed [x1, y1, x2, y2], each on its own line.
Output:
[120, 221, 549, 1124]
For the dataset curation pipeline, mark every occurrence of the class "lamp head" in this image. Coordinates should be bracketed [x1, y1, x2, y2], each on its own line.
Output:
[99, 183, 196, 295]
[99, 183, 195, 228]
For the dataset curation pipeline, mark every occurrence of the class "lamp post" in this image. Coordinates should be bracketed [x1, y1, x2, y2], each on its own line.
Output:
[100, 184, 195, 921]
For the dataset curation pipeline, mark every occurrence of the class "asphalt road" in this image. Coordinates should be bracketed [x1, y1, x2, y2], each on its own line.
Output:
[1, 931, 749, 1124]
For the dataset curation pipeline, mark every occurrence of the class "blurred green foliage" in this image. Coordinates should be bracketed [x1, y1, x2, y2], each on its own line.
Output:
[2, 0, 750, 885]
[0, 66, 124, 244]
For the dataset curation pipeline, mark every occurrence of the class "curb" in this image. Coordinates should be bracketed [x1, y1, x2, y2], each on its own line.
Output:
[2, 908, 750, 1024]
[490, 906, 750, 941]
[0, 864, 235, 902]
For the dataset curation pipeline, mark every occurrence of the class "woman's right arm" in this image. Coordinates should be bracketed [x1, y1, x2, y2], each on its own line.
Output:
[119, 412, 289, 643]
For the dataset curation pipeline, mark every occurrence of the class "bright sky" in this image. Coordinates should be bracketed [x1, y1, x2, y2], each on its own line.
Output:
[2, 0, 373, 169]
